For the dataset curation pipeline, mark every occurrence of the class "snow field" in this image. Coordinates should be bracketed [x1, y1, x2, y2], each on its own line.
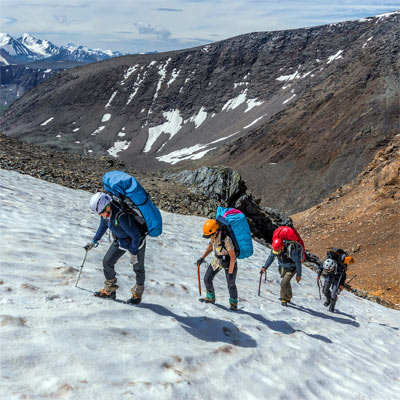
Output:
[0, 169, 399, 400]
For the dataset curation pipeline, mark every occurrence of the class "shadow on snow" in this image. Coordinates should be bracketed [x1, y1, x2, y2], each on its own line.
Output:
[213, 303, 333, 344]
[138, 303, 257, 348]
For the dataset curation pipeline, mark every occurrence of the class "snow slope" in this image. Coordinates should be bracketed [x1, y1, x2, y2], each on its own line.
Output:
[0, 170, 399, 400]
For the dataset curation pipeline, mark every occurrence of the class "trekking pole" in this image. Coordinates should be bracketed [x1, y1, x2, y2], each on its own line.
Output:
[258, 271, 263, 296]
[74, 249, 89, 287]
[336, 272, 344, 295]
[347, 274, 357, 285]
[197, 262, 202, 296]
[317, 279, 321, 299]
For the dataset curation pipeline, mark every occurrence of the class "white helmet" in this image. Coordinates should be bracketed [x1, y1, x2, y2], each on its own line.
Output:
[322, 258, 337, 273]
[90, 192, 112, 213]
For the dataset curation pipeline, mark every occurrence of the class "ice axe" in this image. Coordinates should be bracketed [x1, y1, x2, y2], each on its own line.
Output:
[197, 262, 202, 296]
[258, 270, 263, 296]
[74, 249, 89, 287]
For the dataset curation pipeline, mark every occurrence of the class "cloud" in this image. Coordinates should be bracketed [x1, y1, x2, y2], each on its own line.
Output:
[0, 17, 17, 25]
[155, 8, 183, 12]
[156, 8, 183, 12]
[134, 21, 171, 39]
[54, 15, 68, 25]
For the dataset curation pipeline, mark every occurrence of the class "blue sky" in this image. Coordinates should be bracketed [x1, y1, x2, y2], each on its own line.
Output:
[1, 1, 399, 53]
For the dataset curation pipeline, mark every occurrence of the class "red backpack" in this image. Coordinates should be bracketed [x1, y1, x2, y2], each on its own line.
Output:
[272, 226, 306, 261]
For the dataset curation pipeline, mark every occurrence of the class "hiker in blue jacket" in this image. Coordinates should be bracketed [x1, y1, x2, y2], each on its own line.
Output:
[85, 192, 146, 304]
[260, 238, 302, 306]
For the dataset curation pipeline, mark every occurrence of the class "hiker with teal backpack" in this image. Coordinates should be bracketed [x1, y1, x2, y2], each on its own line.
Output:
[85, 171, 162, 304]
[197, 208, 253, 311]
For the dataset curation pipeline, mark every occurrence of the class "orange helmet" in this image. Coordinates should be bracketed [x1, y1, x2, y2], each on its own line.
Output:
[272, 238, 284, 254]
[203, 219, 219, 238]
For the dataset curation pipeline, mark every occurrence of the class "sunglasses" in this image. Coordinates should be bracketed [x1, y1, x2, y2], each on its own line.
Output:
[99, 204, 111, 215]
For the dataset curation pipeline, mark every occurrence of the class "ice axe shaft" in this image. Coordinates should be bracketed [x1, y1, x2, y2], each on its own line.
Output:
[317, 279, 321, 299]
[258, 271, 263, 296]
[74, 250, 88, 287]
[197, 263, 202, 296]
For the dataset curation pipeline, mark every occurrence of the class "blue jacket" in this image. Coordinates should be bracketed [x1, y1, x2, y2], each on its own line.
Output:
[92, 203, 144, 255]
[263, 242, 302, 277]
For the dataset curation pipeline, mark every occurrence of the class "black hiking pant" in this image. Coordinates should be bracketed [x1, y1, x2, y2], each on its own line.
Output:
[103, 240, 146, 286]
[204, 263, 238, 299]
[323, 274, 340, 302]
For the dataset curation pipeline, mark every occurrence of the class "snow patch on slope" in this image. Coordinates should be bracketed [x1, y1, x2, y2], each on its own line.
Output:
[188, 107, 208, 128]
[105, 91, 118, 108]
[40, 117, 54, 126]
[144, 109, 183, 153]
[327, 50, 343, 64]
[120, 65, 138, 85]
[107, 140, 131, 157]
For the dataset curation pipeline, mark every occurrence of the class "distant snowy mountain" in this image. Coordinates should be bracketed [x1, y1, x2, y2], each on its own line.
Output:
[0, 32, 126, 66]
[0, 33, 35, 64]
[18, 33, 59, 58]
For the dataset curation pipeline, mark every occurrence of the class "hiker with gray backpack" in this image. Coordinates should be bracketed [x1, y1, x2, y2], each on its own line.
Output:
[84, 171, 162, 304]
[317, 248, 354, 312]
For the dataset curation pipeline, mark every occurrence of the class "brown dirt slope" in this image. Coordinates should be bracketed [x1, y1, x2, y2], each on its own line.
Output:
[293, 135, 400, 308]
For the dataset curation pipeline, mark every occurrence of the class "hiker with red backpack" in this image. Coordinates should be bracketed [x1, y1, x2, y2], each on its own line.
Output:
[317, 248, 354, 313]
[197, 208, 253, 311]
[260, 226, 305, 306]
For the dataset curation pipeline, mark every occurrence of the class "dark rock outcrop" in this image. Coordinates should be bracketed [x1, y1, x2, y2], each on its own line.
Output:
[170, 166, 294, 245]
[172, 166, 246, 205]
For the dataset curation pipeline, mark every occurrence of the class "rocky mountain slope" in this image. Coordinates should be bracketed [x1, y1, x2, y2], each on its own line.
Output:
[1, 12, 399, 214]
[293, 134, 400, 308]
[0, 65, 62, 113]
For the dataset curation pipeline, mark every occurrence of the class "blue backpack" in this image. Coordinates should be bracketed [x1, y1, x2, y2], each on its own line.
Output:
[216, 207, 253, 259]
[103, 171, 162, 237]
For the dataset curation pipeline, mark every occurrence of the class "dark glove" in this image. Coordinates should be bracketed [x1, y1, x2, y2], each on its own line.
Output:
[84, 240, 98, 250]
[197, 257, 205, 266]
[130, 254, 138, 265]
[339, 285, 344, 292]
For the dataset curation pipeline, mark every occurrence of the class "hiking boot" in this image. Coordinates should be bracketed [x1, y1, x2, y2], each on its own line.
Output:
[281, 299, 288, 307]
[328, 300, 336, 313]
[324, 299, 331, 307]
[94, 288, 116, 300]
[128, 284, 144, 305]
[229, 297, 238, 311]
[202, 291, 216, 304]
[127, 293, 142, 305]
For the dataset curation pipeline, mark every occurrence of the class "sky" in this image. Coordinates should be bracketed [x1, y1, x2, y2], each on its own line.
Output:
[0, 0, 399, 53]
[1, 168, 399, 399]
